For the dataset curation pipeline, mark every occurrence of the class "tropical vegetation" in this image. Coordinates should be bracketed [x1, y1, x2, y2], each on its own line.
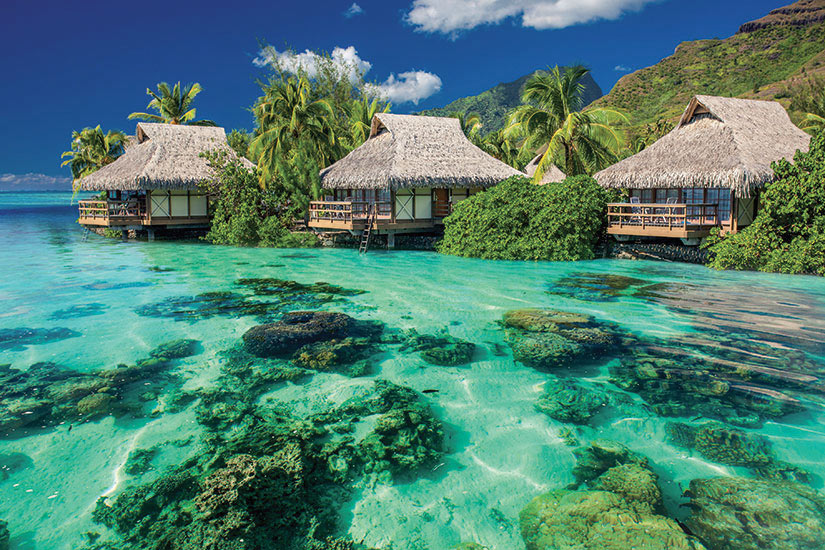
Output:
[61, 125, 129, 186]
[789, 74, 825, 135]
[128, 81, 216, 126]
[437, 175, 613, 261]
[706, 130, 825, 275]
[200, 152, 317, 248]
[506, 66, 626, 180]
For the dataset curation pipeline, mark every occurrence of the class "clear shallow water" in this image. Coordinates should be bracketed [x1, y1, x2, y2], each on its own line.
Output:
[1, 192, 825, 549]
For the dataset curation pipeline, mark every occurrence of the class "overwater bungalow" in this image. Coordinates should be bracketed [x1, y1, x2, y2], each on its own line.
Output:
[308, 113, 521, 245]
[524, 146, 567, 184]
[596, 95, 811, 245]
[76, 123, 249, 239]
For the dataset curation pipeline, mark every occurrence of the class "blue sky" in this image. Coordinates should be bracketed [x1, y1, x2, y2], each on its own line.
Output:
[1, 0, 786, 188]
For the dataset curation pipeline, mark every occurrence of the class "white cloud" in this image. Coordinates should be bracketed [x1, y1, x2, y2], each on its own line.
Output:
[253, 45, 442, 104]
[366, 71, 443, 105]
[344, 3, 364, 17]
[614, 64, 632, 72]
[253, 46, 373, 84]
[0, 173, 71, 191]
[405, 0, 659, 33]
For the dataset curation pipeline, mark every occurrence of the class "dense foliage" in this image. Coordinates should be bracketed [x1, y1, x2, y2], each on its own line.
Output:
[437, 175, 611, 261]
[707, 130, 825, 275]
[200, 152, 318, 248]
[789, 74, 825, 134]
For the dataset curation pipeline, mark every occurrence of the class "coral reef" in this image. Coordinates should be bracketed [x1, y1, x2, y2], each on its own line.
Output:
[685, 477, 825, 550]
[49, 302, 107, 320]
[0, 452, 33, 479]
[570, 439, 650, 488]
[235, 278, 365, 297]
[0, 327, 81, 351]
[502, 309, 620, 370]
[243, 312, 353, 357]
[666, 421, 810, 483]
[535, 378, 607, 424]
[547, 272, 650, 302]
[398, 330, 476, 366]
[0, 339, 199, 437]
[124, 447, 159, 476]
[0, 520, 8, 550]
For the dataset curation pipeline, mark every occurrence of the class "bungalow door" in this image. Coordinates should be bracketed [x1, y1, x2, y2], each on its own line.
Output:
[433, 189, 449, 217]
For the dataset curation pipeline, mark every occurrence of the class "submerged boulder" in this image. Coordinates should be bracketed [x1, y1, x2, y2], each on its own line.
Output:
[519, 488, 704, 550]
[398, 330, 476, 366]
[571, 439, 650, 488]
[685, 477, 825, 550]
[0, 520, 8, 550]
[503, 309, 620, 370]
[535, 378, 607, 424]
[243, 312, 353, 358]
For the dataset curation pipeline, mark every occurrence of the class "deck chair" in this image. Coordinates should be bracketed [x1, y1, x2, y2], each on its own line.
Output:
[628, 196, 642, 225]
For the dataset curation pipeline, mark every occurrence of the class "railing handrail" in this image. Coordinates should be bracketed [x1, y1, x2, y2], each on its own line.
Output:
[606, 201, 721, 230]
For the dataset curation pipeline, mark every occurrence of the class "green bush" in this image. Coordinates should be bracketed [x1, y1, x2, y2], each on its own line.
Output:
[437, 175, 611, 261]
[201, 152, 314, 248]
[707, 130, 825, 275]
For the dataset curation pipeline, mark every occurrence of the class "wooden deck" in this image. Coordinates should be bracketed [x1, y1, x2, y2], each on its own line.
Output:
[607, 202, 723, 239]
[77, 199, 209, 227]
[308, 200, 450, 232]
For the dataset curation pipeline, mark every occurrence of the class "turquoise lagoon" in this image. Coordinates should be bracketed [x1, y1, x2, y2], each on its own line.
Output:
[2, 192, 825, 549]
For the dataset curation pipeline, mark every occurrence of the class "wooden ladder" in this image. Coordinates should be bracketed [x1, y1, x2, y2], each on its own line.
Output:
[358, 204, 377, 254]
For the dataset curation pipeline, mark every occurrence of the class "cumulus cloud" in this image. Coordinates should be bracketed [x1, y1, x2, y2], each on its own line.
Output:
[344, 3, 364, 17]
[366, 71, 443, 105]
[405, 0, 659, 33]
[614, 64, 632, 72]
[253, 45, 441, 104]
[0, 173, 71, 191]
[253, 46, 373, 84]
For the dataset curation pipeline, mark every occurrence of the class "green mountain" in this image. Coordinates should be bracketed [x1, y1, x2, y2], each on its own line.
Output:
[419, 69, 603, 134]
[596, 0, 825, 125]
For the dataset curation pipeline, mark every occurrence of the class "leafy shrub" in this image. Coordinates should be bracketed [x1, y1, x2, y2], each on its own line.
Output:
[437, 175, 611, 261]
[201, 152, 314, 248]
[707, 130, 825, 275]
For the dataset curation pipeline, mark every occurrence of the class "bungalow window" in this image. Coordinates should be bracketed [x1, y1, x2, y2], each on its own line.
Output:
[718, 191, 732, 222]
[640, 190, 653, 204]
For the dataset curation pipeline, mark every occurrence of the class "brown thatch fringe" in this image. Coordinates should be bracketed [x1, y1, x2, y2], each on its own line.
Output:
[595, 95, 811, 198]
[319, 113, 522, 190]
[524, 152, 566, 184]
[77, 123, 252, 191]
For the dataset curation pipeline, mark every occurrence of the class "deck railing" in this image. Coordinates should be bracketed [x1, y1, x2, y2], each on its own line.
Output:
[78, 199, 147, 221]
[308, 201, 393, 224]
[607, 202, 720, 231]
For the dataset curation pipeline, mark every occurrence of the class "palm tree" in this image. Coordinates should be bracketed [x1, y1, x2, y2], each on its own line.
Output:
[801, 112, 825, 134]
[61, 125, 129, 186]
[481, 129, 521, 168]
[450, 111, 484, 147]
[348, 95, 390, 146]
[507, 66, 626, 180]
[128, 81, 216, 126]
[249, 75, 340, 205]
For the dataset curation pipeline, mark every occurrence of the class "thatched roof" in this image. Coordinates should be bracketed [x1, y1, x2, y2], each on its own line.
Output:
[595, 95, 811, 197]
[524, 148, 567, 184]
[319, 113, 522, 190]
[77, 123, 252, 191]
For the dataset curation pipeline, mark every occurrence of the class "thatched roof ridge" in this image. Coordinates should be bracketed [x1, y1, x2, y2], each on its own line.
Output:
[78, 123, 252, 191]
[319, 113, 522, 190]
[524, 148, 567, 184]
[595, 95, 811, 197]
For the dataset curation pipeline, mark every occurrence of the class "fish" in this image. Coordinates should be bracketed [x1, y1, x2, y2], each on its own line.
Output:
[422, 389, 439, 394]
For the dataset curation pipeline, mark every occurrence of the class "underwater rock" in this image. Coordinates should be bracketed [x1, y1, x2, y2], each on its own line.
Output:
[591, 463, 663, 514]
[547, 273, 650, 302]
[0, 451, 33, 479]
[49, 302, 107, 320]
[243, 311, 353, 358]
[236, 278, 365, 297]
[571, 439, 649, 488]
[666, 421, 810, 483]
[502, 309, 620, 371]
[685, 477, 825, 550]
[293, 338, 374, 376]
[0, 520, 8, 550]
[135, 291, 279, 322]
[0, 327, 81, 351]
[535, 378, 607, 424]
[398, 330, 476, 366]
[0, 340, 199, 437]
[124, 446, 159, 476]
[519, 488, 706, 550]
